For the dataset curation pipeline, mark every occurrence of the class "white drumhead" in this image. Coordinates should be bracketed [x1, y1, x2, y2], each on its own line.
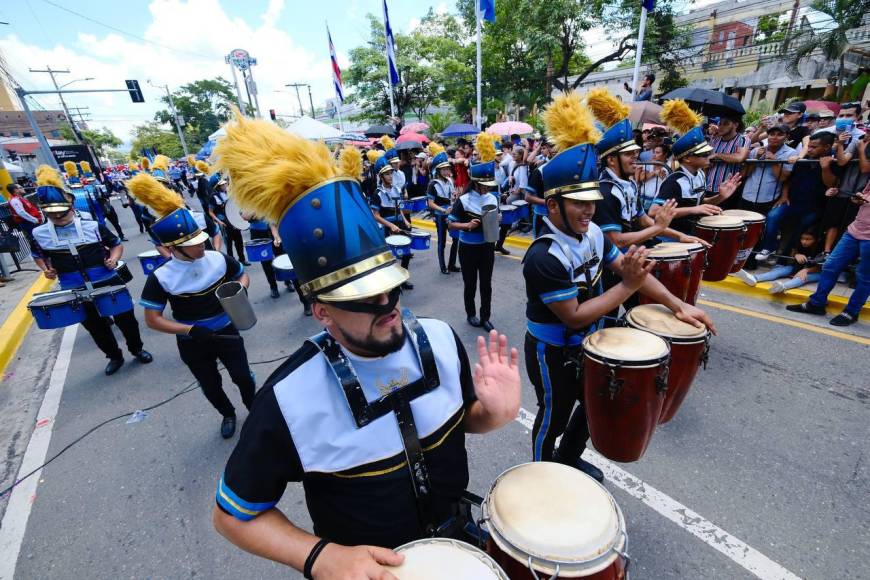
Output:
[583, 327, 669, 361]
[389, 538, 508, 579]
[409, 228, 430, 238]
[627, 304, 708, 340]
[386, 235, 411, 246]
[649, 244, 689, 258]
[272, 254, 293, 270]
[138, 250, 161, 258]
[723, 209, 765, 224]
[499, 205, 515, 212]
[225, 198, 251, 231]
[511, 200, 528, 206]
[696, 215, 744, 229]
[487, 463, 621, 573]
[657, 241, 705, 253]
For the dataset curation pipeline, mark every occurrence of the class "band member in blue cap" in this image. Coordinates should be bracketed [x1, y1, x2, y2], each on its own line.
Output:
[208, 173, 248, 265]
[130, 173, 255, 439]
[523, 93, 716, 482]
[371, 155, 414, 290]
[210, 113, 520, 577]
[30, 165, 153, 376]
[425, 143, 459, 274]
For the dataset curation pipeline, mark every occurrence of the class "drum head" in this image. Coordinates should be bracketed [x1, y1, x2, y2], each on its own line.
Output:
[649, 244, 689, 259]
[487, 463, 622, 574]
[583, 327, 669, 362]
[30, 290, 78, 307]
[627, 304, 708, 340]
[409, 228, 430, 237]
[138, 250, 161, 258]
[225, 198, 251, 231]
[272, 254, 292, 269]
[697, 215, 744, 229]
[244, 239, 268, 247]
[386, 235, 411, 246]
[389, 538, 507, 579]
[723, 209, 765, 224]
[657, 241, 705, 253]
[90, 285, 126, 298]
[511, 200, 528, 206]
[499, 205, 515, 212]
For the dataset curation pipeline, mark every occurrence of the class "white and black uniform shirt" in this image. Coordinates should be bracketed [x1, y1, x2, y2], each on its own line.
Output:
[139, 250, 244, 330]
[30, 217, 121, 289]
[426, 178, 454, 209]
[216, 318, 476, 548]
[448, 190, 499, 245]
[656, 167, 707, 233]
[371, 184, 404, 223]
[595, 167, 646, 234]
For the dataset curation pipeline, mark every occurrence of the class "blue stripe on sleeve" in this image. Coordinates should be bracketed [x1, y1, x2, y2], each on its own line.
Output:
[139, 299, 166, 311]
[215, 476, 277, 522]
[599, 224, 621, 233]
[604, 245, 620, 264]
[540, 287, 578, 304]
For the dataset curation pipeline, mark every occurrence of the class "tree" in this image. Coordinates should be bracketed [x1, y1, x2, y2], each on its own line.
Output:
[153, 78, 239, 149]
[129, 122, 184, 159]
[59, 125, 122, 152]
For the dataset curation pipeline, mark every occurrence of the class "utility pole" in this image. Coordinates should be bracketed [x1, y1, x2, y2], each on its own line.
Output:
[285, 83, 306, 117]
[29, 66, 82, 144]
[149, 81, 189, 157]
[305, 84, 315, 118]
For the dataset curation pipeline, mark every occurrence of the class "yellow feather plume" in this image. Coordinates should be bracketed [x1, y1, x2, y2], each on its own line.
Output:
[338, 147, 363, 181]
[195, 160, 210, 174]
[379, 135, 395, 151]
[80, 161, 92, 174]
[36, 165, 65, 189]
[141, 157, 151, 171]
[128, 162, 139, 171]
[366, 149, 384, 164]
[427, 141, 445, 156]
[585, 88, 630, 129]
[186, 155, 196, 166]
[661, 99, 703, 135]
[151, 155, 170, 174]
[63, 161, 78, 177]
[475, 132, 497, 163]
[127, 173, 184, 218]
[213, 112, 337, 223]
[541, 92, 602, 152]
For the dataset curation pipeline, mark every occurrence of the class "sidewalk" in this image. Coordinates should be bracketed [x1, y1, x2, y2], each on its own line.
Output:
[410, 217, 868, 321]
[0, 259, 54, 376]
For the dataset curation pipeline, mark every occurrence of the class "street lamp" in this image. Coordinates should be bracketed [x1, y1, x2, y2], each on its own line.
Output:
[59, 77, 94, 90]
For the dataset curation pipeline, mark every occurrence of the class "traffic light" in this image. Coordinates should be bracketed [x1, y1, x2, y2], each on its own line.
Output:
[269, 109, 276, 121]
[126, 80, 144, 103]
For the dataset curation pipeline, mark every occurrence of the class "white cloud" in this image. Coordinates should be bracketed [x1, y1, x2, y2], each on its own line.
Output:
[0, 0, 336, 149]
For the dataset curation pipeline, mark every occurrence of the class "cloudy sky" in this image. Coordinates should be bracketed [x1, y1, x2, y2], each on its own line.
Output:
[0, 0, 450, 144]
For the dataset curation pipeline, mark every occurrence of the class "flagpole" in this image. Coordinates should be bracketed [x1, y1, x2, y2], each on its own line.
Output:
[382, 1, 396, 119]
[630, 5, 649, 101]
[337, 101, 344, 133]
[476, 0, 482, 129]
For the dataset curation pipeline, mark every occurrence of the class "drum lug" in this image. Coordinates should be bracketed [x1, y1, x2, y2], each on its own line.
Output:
[526, 556, 559, 580]
[655, 362, 669, 395]
[614, 529, 632, 578]
[701, 336, 711, 370]
[607, 366, 624, 400]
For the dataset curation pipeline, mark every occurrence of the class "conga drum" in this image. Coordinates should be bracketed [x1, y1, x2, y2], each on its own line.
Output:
[693, 215, 746, 282]
[625, 304, 710, 424]
[641, 244, 691, 304]
[582, 327, 670, 462]
[388, 538, 508, 579]
[483, 462, 629, 579]
[655, 242, 707, 305]
[723, 209, 766, 272]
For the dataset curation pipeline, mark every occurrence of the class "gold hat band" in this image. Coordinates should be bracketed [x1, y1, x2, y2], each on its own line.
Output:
[301, 251, 395, 296]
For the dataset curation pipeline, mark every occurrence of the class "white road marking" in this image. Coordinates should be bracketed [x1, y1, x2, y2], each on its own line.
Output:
[0, 326, 77, 580]
[515, 407, 801, 580]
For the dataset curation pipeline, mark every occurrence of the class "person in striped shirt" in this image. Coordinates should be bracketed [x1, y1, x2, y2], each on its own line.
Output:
[706, 115, 750, 209]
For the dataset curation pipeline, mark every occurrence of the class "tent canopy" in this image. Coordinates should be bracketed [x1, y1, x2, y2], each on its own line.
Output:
[285, 116, 341, 140]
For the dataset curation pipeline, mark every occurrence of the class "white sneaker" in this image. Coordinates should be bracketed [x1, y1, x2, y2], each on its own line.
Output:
[768, 281, 784, 294]
[755, 249, 772, 261]
[732, 269, 757, 287]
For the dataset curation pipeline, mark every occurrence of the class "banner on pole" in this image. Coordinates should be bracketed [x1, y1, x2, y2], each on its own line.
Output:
[382, 0, 400, 86]
[327, 25, 345, 103]
[642, 0, 655, 11]
[479, 0, 496, 22]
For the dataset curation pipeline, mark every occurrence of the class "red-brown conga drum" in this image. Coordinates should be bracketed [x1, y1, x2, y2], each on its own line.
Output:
[723, 209, 766, 273]
[483, 462, 629, 580]
[625, 304, 710, 424]
[641, 244, 690, 304]
[693, 215, 746, 282]
[655, 242, 707, 305]
[582, 327, 670, 462]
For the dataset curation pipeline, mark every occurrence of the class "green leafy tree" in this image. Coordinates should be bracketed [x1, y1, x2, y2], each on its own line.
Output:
[755, 13, 789, 45]
[59, 124, 122, 152]
[425, 111, 458, 135]
[153, 78, 239, 149]
[129, 121, 184, 159]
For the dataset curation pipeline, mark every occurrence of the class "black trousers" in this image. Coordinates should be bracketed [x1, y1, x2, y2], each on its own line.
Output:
[532, 213, 546, 238]
[176, 326, 255, 418]
[80, 302, 144, 360]
[497, 224, 510, 249]
[103, 203, 125, 239]
[458, 241, 494, 320]
[524, 333, 589, 463]
[222, 223, 245, 262]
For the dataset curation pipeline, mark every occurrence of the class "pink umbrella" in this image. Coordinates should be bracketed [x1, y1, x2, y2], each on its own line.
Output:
[802, 100, 840, 114]
[400, 122, 429, 134]
[487, 121, 534, 136]
[396, 132, 430, 143]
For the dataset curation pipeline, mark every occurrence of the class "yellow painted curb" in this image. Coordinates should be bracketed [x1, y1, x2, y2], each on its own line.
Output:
[410, 218, 532, 250]
[0, 275, 55, 375]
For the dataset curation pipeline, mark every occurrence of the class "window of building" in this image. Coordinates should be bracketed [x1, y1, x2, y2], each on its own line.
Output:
[726, 31, 736, 52]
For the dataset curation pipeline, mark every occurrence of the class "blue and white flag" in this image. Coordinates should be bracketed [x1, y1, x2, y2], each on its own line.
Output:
[642, 0, 655, 11]
[479, 0, 496, 23]
[382, 0, 399, 86]
[327, 24, 344, 103]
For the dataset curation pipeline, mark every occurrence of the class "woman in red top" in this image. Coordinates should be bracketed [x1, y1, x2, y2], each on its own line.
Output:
[452, 149, 470, 195]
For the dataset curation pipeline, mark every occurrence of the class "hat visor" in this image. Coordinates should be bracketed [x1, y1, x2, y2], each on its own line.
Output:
[316, 262, 409, 302]
[435, 161, 451, 170]
[175, 230, 211, 247]
[561, 190, 604, 201]
[41, 204, 73, 214]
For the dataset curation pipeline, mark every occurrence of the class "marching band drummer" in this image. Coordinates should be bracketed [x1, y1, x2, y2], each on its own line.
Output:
[208, 174, 249, 265]
[371, 155, 414, 290]
[29, 165, 153, 376]
[209, 114, 520, 577]
[129, 173, 256, 440]
[523, 93, 715, 482]
[425, 143, 460, 274]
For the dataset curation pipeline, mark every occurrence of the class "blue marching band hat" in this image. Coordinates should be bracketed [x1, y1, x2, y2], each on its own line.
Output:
[35, 165, 74, 213]
[661, 99, 712, 159]
[127, 173, 210, 247]
[432, 151, 450, 171]
[470, 132, 499, 187]
[214, 115, 409, 302]
[374, 155, 393, 176]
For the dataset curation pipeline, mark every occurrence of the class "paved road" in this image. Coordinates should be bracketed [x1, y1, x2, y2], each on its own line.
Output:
[2, 200, 868, 579]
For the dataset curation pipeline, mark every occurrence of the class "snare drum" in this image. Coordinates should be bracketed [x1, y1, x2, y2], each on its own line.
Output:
[626, 304, 710, 424]
[244, 239, 275, 263]
[400, 196, 428, 213]
[386, 234, 412, 258]
[655, 242, 707, 305]
[499, 204, 520, 225]
[272, 254, 296, 281]
[693, 215, 746, 282]
[722, 209, 766, 272]
[389, 538, 508, 579]
[641, 244, 691, 304]
[511, 199, 530, 219]
[114, 260, 133, 284]
[90, 285, 134, 317]
[138, 250, 168, 276]
[483, 462, 629, 579]
[409, 228, 431, 250]
[28, 290, 86, 329]
[583, 327, 670, 462]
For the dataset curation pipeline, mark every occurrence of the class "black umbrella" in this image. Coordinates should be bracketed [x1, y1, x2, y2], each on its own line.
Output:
[660, 88, 745, 118]
[395, 140, 422, 151]
[364, 124, 397, 137]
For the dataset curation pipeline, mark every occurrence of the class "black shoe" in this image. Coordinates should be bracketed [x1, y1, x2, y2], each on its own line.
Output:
[120, 236, 129, 242]
[304, 303, 313, 316]
[241, 260, 251, 267]
[220, 416, 237, 439]
[467, 316, 481, 327]
[448, 266, 462, 273]
[830, 312, 858, 327]
[495, 246, 511, 256]
[133, 350, 153, 364]
[105, 358, 124, 376]
[270, 288, 280, 299]
[401, 281, 414, 290]
[554, 453, 604, 483]
[440, 267, 450, 275]
[786, 302, 826, 315]
[286, 281, 295, 292]
[481, 320, 495, 332]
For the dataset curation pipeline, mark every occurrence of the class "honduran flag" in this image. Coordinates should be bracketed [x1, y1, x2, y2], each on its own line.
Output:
[382, 0, 400, 87]
[327, 25, 344, 103]
[642, 0, 655, 11]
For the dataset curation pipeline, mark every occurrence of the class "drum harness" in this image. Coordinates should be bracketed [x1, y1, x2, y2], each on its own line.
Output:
[308, 308, 480, 541]
[46, 218, 120, 298]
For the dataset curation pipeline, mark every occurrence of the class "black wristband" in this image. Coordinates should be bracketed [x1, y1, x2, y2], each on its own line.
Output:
[303, 539, 330, 579]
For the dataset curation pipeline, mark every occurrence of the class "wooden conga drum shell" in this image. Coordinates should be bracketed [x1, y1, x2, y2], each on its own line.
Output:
[723, 209, 766, 273]
[582, 328, 670, 463]
[656, 242, 707, 305]
[640, 245, 691, 305]
[694, 216, 746, 282]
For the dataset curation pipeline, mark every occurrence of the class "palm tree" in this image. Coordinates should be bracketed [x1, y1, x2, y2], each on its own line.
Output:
[786, 0, 869, 99]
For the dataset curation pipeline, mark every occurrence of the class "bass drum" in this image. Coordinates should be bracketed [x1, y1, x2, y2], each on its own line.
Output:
[224, 198, 250, 231]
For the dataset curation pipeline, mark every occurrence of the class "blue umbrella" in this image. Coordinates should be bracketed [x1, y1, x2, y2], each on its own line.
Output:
[441, 123, 480, 137]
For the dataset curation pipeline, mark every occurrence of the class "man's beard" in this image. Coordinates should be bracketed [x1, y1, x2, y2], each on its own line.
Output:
[341, 319, 406, 357]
